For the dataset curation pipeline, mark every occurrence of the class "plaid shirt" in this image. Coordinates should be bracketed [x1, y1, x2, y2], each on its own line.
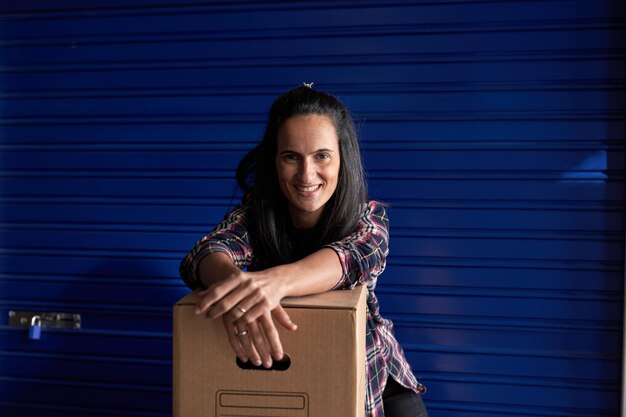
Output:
[179, 200, 426, 416]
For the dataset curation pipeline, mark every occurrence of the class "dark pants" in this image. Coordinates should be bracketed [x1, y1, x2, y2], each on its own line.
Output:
[382, 378, 429, 417]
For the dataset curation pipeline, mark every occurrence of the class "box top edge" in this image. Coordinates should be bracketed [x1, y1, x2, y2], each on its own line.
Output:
[174, 285, 366, 310]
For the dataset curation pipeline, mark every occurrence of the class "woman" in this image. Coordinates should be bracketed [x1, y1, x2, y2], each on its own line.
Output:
[179, 84, 428, 417]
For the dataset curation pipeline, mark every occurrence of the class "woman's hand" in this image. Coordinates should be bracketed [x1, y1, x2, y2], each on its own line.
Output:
[194, 269, 297, 367]
[222, 306, 296, 368]
[195, 269, 282, 322]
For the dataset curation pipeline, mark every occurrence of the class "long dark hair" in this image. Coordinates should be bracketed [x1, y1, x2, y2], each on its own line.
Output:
[236, 85, 368, 268]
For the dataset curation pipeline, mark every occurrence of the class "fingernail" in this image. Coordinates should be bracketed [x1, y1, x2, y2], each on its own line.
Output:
[254, 360, 262, 367]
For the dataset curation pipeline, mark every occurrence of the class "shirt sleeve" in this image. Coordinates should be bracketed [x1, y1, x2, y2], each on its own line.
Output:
[325, 200, 389, 290]
[179, 205, 253, 290]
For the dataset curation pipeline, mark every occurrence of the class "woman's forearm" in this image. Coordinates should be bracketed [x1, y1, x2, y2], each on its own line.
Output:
[197, 247, 343, 301]
[270, 248, 343, 298]
[197, 252, 242, 288]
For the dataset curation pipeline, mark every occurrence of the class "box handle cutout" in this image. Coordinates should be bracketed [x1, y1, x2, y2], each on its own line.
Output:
[236, 354, 291, 371]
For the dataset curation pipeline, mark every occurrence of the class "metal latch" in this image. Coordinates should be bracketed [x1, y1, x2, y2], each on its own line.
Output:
[8, 311, 81, 330]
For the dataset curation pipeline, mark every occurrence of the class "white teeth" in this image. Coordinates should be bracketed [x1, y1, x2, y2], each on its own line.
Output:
[296, 185, 320, 192]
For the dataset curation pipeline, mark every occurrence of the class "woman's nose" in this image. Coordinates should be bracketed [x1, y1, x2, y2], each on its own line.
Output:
[298, 159, 316, 182]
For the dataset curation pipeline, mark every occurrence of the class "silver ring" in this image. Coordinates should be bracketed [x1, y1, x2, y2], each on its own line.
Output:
[238, 306, 247, 314]
[237, 330, 248, 337]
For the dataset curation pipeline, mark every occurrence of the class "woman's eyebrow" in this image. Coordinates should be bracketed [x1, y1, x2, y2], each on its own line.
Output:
[278, 148, 335, 155]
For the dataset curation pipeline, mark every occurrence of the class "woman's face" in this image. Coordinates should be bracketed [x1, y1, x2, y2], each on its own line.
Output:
[276, 114, 341, 229]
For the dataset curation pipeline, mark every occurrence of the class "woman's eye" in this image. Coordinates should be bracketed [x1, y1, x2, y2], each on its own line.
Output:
[316, 153, 330, 160]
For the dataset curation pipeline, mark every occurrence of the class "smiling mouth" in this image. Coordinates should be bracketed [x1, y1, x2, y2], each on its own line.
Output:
[295, 184, 322, 192]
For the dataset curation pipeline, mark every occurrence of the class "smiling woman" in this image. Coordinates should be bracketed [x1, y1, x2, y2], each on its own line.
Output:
[179, 85, 428, 417]
[276, 114, 341, 229]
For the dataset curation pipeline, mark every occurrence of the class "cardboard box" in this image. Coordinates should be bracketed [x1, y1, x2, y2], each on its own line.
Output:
[174, 285, 367, 417]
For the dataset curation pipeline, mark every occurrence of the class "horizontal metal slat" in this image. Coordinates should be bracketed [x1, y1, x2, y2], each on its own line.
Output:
[1, 227, 622, 262]
[3, 28, 625, 68]
[421, 397, 611, 417]
[3, 17, 624, 48]
[1, 148, 623, 172]
[388, 377, 618, 411]
[3, 91, 624, 118]
[0, 376, 170, 410]
[0, 401, 168, 417]
[2, 246, 622, 272]
[382, 264, 623, 292]
[3, 60, 623, 93]
[0, 352, 170, 387]
[2, 79, 625, 100]
[3, 50, 625, 75]
[2, 177, 623, 201]
[2, 221, 624, 241]
[1, 205, 624, 233]
[2, 120, 624, 143]
[404, 349, 619, 381]
[0, 0, 619, 18]
[0, 329, 171, 360]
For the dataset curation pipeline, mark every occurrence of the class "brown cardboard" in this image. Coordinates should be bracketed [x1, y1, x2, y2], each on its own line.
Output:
[174, 285, 367, 417]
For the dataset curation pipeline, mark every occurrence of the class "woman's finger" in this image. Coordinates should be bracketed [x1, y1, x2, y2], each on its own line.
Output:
[197, 286, 211, 296]
[258, 313, 284, 361]
[247, 320, 272, 368]
[271, 305, 298, 331]
[237, 322, 262, 367]
[223, 290, 266, 324]
[222, 318, 247, 363]
[194, 273, 243, 315]
[207, 278, 261, 320]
